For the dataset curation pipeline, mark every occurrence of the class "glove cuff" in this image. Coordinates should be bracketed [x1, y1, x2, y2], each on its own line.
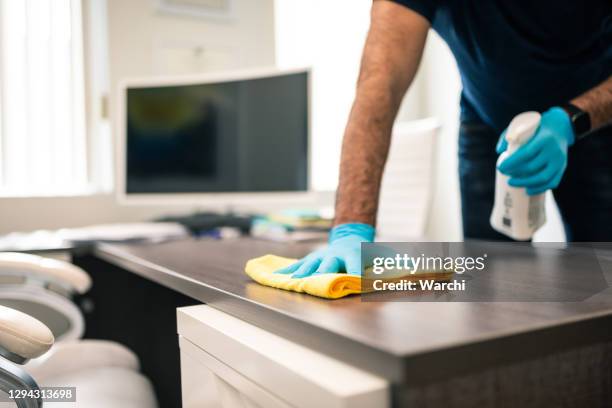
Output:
[549, 106, 576, 146]
[329, 223, 375, 243]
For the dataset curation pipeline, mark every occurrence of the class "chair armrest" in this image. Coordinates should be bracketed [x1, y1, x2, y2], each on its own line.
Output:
[0, 305, 54, 364]
[0, 252, 91, 294]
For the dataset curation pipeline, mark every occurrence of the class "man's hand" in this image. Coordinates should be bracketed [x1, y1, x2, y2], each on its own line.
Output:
[275, 223, 375, 278]
[496, 107, 575, 196]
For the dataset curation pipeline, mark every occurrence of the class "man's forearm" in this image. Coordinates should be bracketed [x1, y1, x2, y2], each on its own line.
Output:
[334, 1, 430, 226]
[334, 74, 401, 226]
[571, 75, 612, 130]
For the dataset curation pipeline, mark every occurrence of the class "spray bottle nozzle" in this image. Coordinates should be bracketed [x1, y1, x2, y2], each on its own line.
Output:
[505, 111, 541, 146]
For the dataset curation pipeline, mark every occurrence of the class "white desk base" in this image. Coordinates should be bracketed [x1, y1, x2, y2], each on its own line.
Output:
[177, 305, 389, 408]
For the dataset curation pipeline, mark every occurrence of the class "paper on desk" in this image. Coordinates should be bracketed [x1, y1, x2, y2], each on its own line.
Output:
[0, 222, 188, 251]
[57, 222, 188, 243]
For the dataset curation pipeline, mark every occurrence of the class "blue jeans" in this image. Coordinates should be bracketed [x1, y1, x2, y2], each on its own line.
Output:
[458, 122, 612, 242]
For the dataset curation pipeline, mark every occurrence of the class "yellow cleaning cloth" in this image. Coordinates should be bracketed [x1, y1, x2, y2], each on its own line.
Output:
[245, 254, 454, 299]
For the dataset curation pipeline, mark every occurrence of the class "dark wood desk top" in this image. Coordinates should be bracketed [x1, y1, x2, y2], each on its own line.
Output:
[94, 238, 612, 383]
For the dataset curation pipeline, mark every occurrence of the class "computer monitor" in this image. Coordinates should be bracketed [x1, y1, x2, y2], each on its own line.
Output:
[117, 67, 310, 204]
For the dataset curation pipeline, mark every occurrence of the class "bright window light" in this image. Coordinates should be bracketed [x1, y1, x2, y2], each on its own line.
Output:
[0, 0, 87, 196]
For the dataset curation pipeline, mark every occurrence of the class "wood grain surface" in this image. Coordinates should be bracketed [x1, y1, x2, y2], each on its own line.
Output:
[94, 238, 612, 383]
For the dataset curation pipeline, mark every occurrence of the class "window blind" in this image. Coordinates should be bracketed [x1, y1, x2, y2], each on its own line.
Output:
[0, 0, 87, 196]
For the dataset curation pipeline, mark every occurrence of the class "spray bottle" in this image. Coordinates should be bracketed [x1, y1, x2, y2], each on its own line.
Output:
[490, 111, 546, 240]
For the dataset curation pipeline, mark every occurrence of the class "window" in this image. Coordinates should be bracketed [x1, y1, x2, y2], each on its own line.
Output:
[0, 0, 88, 196]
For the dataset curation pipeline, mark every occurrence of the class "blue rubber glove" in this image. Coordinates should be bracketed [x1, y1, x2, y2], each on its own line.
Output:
[275, 223, 375, 278]
[496, 107, 575, 196]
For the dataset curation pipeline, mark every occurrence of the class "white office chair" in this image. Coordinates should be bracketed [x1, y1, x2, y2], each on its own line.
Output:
[376, 118, 441, 240]
[0, 253, 158, 408]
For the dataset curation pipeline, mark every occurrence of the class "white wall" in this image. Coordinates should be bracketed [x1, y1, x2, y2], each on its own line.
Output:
[106, 0, 276, 82]
[274, 0, 367, 191]
[274, 0, 427, 192]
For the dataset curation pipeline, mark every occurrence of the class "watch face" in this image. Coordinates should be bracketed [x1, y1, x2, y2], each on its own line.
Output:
[573, 110, 591, 136]
[564, 104, 591, 137]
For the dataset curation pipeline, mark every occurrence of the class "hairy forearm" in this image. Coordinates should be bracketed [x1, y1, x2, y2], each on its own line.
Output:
[334, 1, 429, 226]
[334, 71, 402, 226]
[571, 75, 612, 130]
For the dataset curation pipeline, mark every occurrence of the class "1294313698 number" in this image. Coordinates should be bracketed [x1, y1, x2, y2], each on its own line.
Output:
[8, 387, 75, 401]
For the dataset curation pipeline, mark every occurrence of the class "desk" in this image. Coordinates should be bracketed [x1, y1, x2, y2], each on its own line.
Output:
[74, 238, 612, 407]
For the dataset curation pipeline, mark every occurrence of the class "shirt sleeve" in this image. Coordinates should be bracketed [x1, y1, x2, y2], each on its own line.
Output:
[387, 0, 437, 24]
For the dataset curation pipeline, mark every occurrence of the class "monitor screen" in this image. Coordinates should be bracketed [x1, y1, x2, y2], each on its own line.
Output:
[125, 71, 308, 194]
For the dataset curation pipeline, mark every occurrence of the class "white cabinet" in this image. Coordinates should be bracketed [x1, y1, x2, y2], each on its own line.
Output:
[177, 305, 389, 408]
[180, 337, 288, 408]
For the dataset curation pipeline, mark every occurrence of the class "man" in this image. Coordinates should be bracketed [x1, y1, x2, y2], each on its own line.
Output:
[278, 0, 612, 278]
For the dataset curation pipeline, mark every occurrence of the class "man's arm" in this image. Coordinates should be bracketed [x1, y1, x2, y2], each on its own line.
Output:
[333, 0, 430, 226]
[274, 1, 431, 277]
[571, 75, 612, 130]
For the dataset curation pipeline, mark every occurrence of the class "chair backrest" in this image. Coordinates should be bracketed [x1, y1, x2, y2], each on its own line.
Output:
[376, 118, 440, 240]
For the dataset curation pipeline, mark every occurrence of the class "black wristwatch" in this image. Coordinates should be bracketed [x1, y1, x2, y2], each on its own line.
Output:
[560, 103, 591, 141]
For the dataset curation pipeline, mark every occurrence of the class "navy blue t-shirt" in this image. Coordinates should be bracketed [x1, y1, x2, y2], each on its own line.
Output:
[390, 0, 612, 131]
